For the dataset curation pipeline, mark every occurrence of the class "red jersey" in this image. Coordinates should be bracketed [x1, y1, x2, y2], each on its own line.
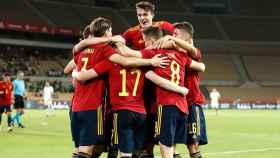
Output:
[122, 21, 174, 50]
[141, 49, 192, 114]
[185, 49, 205, 105]
[3, 81, 13, 105]
[0, 81, 6, 106]
[72, 43, 116, 112]
[94, 60, 146, 114]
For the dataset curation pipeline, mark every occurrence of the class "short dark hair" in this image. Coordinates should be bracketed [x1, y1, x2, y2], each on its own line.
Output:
[3, 72, 11, 77]
[82, 25, 91, 39]
[174, 21, 194, 37]
[89, 17, 112, 37]
[136, 1, 155, 13]
[143, 26, 163, 40]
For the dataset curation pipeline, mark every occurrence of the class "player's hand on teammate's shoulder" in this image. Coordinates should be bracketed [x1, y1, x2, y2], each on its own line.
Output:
[151, 35, 174, 49]
[151, 54, 170, 68]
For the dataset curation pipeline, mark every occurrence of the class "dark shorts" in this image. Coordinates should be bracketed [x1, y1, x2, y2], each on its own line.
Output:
[0, 105, 12, 114]
[187, 103, 208, 145]
[113, 110, 146, 153]
[71, 107, 104, 147]
[155, 105, 188, 147]
[14, 95, 25, 109]
[143, 113, 157, 146]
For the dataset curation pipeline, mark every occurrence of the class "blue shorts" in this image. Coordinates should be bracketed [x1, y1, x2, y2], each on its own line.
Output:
[187, 103, 208, 145]
[71, 107, 104, 147]
[113, 110, 146, 153]
[0, 105, 12, 114]
[155, 105, 188, 147]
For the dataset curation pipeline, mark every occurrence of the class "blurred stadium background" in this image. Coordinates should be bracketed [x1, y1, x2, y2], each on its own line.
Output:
[0, 0, 280, 158]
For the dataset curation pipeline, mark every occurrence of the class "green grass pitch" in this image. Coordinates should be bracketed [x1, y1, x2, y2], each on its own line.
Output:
[1, 110, 280, 158]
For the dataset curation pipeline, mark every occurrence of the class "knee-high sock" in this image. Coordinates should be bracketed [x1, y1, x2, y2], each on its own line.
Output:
[13, 112, 21, 125]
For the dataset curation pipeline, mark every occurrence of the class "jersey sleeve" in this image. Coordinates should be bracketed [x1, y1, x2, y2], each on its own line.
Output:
[160, 21, 175, 34]
[122, 30, 131, 43]
[185, 56, 192, 68]
[93, 60, 114, 76]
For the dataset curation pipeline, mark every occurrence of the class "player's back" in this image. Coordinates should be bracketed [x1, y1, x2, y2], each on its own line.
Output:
[94, 60, 146, 114]
[72, 43, 115, 112]
[153, 49, 191, 113]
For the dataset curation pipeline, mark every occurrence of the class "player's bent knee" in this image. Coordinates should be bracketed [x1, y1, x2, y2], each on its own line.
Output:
[79, 146, 94, 155]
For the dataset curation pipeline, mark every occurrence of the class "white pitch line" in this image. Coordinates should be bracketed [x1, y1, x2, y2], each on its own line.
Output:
[204, 147, 280, 155]
[154, 147, 280, 158]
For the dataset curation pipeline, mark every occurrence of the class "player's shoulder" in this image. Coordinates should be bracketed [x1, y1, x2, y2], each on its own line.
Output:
[126, 25, 141, 33]
[154, 21, 172, 26]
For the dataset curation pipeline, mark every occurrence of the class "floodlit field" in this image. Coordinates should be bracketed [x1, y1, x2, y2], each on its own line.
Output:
[1, 110, 280, 158]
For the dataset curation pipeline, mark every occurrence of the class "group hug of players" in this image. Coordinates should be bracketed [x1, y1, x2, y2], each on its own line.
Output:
[65, 1, 208, 158]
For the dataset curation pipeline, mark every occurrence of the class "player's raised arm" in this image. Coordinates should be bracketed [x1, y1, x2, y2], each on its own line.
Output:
[64, 59, 76, 74]
[72, 69, 98, 81]
[115, 42, 142, 57]
[169, 36, 197, 58]
[145, 70, 188, 96]
[108, 53, 169, 68]
[72, 60, 113, 81]
[73, 35, 125, 53]
[189, 59, 206, 72]
[152, 35, 197, 57]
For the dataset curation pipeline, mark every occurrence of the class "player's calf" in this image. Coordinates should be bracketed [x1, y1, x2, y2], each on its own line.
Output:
[159, 142, 174, 158]
[91, 145, 105, 158]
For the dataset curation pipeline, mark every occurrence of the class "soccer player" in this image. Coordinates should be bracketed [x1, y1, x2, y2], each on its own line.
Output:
[0, 73, 13, 132]
[151, 22, 208, 158]
[210, 88, 221, 116]
[12, 71, 26, 128]
[122, 1, 174, 50]
[141, 27, 205, 158]
[43, 81, 54, 117]
[73, 1, 174, 52]
[121, 2, 174, 157]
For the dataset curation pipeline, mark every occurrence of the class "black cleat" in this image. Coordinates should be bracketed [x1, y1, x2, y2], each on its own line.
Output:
[18, 124, 25, 128]
[173, 154, 182, 158]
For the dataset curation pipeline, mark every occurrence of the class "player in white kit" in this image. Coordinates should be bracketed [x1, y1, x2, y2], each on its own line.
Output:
[43, 81, 54, 116]
[210, 88, 221, 115]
